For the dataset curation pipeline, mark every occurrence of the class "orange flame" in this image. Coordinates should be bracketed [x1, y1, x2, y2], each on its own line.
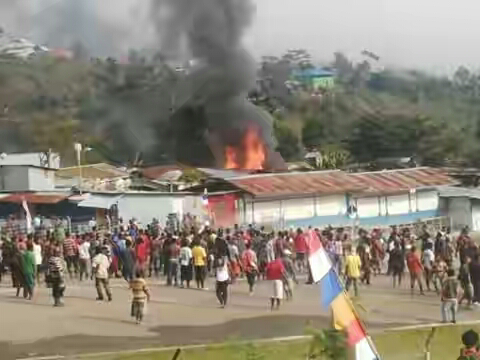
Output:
[224, 127, 266, 170]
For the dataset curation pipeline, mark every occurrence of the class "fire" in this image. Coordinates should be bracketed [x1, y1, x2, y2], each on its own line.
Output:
[224, 127, 266, 170]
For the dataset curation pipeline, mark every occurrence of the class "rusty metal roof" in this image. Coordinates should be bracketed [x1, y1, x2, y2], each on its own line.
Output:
[227, 170, 365, 198]
[0, 192, 68, 204]
[226, 167, 456, 198]
[349, 167, 457, 195]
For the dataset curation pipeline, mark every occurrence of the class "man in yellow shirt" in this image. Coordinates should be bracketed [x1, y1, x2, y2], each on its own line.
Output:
[345, 247, 362, 297]
[192, 240, 207, 289]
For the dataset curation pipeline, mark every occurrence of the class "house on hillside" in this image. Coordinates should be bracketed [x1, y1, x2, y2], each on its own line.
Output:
[192, 167, 457, 229]
[291, 67, 335, 90]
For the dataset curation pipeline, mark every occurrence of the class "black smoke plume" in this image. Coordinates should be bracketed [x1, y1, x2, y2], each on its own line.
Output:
[151, 0, 285, 169]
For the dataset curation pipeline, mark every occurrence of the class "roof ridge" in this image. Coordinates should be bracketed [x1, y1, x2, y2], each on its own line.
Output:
[230, 169, 341, 180]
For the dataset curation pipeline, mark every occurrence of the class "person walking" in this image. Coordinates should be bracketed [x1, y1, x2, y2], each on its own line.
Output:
[129, 270, 151, 324]
[192, 240, 207, 289]
[166, 238, 180, 287]
[282, 249, 297, 300]
[441, 268, 459, 324]
[63, 232, 78, 279]
[345, 247, 361, 297]
[92, 246, 112, 302]
[422, 243, 435, 291]
[242, 242, 258, 295]
[469, 254, 480, 305]
[23, 242, 36, 300]
[179, 239, 193, 288]
[33, 237, 42, 285]
[266, 257, 287, 310]
[390, 242, 404, 288]
[10, 247, 26, 298]
[47, 248, 66, 306]
[406, 246, 425, 296]
[121, 238, 135, 282]
[459, 256, 474, 307]
[78, 236, 90, 281]
[215, 254, 230, 308]
[293, 229, 307, 273]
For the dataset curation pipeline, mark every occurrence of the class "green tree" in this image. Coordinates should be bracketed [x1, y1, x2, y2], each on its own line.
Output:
[302, 118, 326, 149]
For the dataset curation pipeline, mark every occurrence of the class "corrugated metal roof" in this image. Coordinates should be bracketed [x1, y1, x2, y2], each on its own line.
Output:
[197, 168, 253, 179]
[228, 170, 364, 198]
[142, 165, 183, 180]
[349, 167, 457, 195]
[0, 193, 68, 204]
[56, 163, 128, 180]
[438, 186, 480, 200]
[226, 167, 456, 198]
[77, 194, 124, 209]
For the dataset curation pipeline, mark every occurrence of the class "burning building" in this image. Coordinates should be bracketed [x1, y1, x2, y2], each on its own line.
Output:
[151, 0, 286, 171]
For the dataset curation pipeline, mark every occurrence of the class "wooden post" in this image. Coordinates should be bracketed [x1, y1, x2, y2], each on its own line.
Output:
[424, 327, 436, 360]
[172, 348, 182, 360]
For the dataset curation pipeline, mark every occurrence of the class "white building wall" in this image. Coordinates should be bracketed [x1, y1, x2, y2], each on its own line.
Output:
[448, 197, 472, 230]
[316, 195, 346, 216]
[357, 197, 379, 218]
[387, 194, 410, 215]
[379, 196, 387, 216]
[117, 194, 203, 228]
[283, 198, 315, 220]
[417, 190, 438, 211]
[471, 200, 480, 232]
[28, 167, 56, 191]
[2, 166, 29, 191]
[253, 200, 281, 224]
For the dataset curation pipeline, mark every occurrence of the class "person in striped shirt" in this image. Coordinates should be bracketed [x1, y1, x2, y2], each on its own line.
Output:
[63, 232, 77, 279]
[129, 270, 150, 324]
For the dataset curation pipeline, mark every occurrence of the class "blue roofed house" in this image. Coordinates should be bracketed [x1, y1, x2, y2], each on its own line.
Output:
[291, 67, 335, 90]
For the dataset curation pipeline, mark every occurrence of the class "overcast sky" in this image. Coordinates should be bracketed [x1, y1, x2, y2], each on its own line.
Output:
[1, 0, 479, 74]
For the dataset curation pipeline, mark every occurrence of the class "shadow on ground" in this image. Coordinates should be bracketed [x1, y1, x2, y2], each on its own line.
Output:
[0, 314, 406, 360]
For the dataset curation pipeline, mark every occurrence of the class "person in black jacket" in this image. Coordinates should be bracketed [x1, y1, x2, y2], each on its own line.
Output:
[390, 242, 405, 288]
[469, 253, 480, 305]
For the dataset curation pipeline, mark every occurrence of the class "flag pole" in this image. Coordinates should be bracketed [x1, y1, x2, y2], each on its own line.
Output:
[311, 230, 381, 359]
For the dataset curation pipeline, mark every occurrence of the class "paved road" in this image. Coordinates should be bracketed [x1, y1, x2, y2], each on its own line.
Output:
[0, 273, 476, 359]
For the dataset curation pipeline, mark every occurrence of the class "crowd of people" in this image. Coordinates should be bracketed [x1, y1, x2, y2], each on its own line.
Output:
[0, 216, 479, 324]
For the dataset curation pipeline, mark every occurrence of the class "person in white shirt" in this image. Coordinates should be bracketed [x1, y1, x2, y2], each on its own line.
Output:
[423, 244, 435, 291]
[215, 255, 230, 308]
[78, 236, 91, 281]
[33, 237, 43, 283]
[179, 240, 193, 288]
[92, 246, 112, 301]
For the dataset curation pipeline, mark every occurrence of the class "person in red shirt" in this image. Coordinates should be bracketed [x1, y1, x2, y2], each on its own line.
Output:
[135, 231, 149, 274]
[406, 246, 425, 295]
[266, 258, 287, 310]
[242, 242, 258, 295]
[294, 229, 307, 273]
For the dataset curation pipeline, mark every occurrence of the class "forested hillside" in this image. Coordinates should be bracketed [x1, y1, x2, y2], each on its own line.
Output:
[1, 50, 480, 168]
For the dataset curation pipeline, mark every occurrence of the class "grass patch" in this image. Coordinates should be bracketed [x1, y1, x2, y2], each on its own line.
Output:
[89, 323, 480, 360]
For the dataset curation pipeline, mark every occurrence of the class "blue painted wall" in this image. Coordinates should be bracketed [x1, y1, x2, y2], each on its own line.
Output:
[285, 209, 439, 229]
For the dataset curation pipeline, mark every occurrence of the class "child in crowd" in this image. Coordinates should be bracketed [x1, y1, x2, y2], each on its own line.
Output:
[129, 270, 151, 324]
[441, 268, 459, 324]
